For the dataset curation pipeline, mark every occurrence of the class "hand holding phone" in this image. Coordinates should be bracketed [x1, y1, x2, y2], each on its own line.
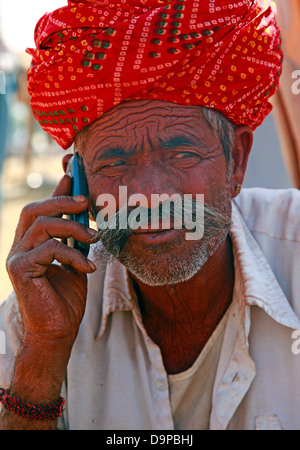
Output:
[5, 165, 98, 417]
[66, 153, 90, 257]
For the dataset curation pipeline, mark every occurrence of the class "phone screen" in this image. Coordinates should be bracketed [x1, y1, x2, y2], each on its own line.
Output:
[66, 153, 90, 257]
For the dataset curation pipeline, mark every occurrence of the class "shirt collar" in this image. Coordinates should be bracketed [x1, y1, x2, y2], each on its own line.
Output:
[230, 200, 300, 330]
[94, 256, 136, 340]
[210, 201, 300, 429]
[93, 200, 300, 340]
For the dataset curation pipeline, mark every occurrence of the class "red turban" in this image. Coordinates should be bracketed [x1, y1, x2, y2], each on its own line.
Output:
[27, 0, 283, 150]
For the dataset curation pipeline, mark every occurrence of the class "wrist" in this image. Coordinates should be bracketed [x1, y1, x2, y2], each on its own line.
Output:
[0, 388, 65, 422]
[22, 331, 75, 355]
[10, 333, 71, 405]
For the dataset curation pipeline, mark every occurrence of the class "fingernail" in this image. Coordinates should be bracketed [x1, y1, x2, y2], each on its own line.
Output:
[73, 195, 86, 202]
[87, 260, 97, 271]
[87, 228, 98, 236]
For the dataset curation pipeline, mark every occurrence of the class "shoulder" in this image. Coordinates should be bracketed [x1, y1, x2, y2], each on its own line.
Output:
[233, 188, 300, 313]
[233, 188, 300, 243]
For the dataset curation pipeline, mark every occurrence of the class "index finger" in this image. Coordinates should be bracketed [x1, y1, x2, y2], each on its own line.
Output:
[52, 174, 72, 197]
[11, 176, 89, 250]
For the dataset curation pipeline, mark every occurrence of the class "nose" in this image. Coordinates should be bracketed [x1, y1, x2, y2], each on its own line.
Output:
[124, 160, 180, 207]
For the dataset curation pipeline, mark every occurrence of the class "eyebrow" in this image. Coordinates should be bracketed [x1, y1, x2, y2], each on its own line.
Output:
[158, 135, 199, 149]
[95, 146, 137, 161]
[94, 134, 199, 161]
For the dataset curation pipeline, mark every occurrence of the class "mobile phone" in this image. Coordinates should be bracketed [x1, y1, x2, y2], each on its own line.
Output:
[66, 152, 90, 257]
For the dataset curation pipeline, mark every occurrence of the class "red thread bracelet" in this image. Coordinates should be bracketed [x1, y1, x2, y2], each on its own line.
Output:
[0, 388, 65, 421]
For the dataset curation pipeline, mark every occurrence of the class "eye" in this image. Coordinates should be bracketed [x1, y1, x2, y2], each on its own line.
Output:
[100, 160, 127, 170]
[109, 160, 127, 167]
[174, 151, 198, 159]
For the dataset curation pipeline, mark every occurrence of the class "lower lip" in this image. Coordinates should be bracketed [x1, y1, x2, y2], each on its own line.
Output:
[131, 228, 180, 244]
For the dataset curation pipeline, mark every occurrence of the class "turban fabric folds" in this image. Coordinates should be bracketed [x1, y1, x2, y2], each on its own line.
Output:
[27, 0, 283, 150]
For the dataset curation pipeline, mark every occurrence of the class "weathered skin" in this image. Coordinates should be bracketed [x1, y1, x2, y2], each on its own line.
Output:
[1, 100, 252, 429]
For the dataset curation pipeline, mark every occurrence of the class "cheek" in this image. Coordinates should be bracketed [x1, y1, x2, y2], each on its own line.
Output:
[87, 174, 122, 212]
[178, 159, 227, 201]
[86, 155, 228, 210]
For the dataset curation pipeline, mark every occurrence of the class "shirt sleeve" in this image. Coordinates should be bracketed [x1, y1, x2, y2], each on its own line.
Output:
[0, 290, 24, 389]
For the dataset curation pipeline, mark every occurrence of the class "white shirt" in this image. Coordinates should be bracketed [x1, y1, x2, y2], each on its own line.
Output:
[168, 307, 229, 430]
[1, 188, 300, 430]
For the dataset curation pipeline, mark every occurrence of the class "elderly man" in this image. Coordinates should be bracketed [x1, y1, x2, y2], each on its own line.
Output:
[1, 0, 300, 431]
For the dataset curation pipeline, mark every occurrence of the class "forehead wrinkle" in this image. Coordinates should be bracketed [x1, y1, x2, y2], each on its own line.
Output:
[116, 114, 206, 149]
[92, 102, 203, 135]
[103, 99, 203, 122]
[82, 101, 211, 161]
[159, 122, 210, 150]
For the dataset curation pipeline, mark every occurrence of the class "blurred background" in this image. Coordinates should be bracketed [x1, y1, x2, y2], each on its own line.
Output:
[0, 0, 299, 300]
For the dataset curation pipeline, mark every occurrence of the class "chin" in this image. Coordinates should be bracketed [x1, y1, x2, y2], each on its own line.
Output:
[126, 260, 202, 287]
[119, 231, 226, 287]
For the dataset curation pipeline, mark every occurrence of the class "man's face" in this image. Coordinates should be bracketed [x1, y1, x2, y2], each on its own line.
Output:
[81, 99, 232, 286]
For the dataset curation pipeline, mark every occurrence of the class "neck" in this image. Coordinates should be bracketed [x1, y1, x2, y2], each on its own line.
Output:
[130, 234, 235, 374]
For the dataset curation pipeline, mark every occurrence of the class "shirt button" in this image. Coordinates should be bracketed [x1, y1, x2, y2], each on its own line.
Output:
[155, 378, 168, 391]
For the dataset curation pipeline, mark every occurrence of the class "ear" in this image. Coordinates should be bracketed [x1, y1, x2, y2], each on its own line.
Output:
[229, 125, 253, 198]
[62, 154, 73, 173]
